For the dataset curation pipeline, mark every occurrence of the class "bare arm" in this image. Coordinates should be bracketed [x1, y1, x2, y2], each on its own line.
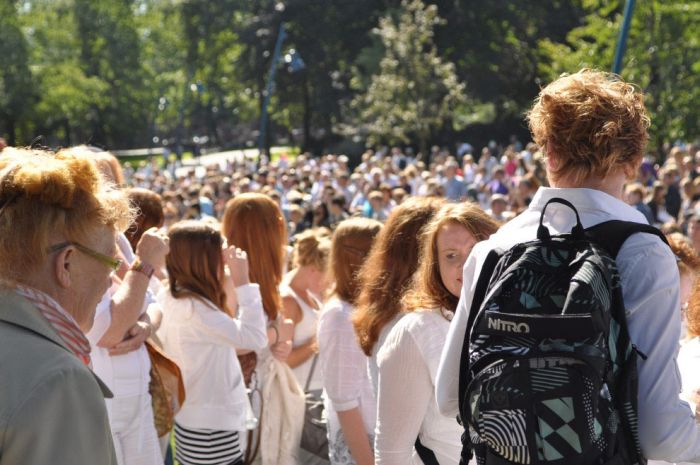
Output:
[337, 408, 375, 465]
[98, 229, 169, 348]
[280, 295, 313, 367]
[286, 337, 316, 369]
[98, 269, 150, 348]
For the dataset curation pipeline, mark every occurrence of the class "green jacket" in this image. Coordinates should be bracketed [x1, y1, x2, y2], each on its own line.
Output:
[0, 289, 117, 465]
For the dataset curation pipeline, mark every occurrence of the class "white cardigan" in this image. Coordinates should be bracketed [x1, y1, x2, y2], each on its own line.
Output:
[156, 284, 268, 431]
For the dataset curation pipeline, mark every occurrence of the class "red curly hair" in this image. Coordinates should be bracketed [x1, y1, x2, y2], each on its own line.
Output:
[527, 69, 650, 185]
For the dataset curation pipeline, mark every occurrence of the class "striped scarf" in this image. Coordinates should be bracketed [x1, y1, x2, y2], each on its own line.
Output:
[15, 285, 92, 367]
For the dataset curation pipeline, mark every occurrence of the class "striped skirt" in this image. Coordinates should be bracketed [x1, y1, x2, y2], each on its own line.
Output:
[174, 423, 243, 465]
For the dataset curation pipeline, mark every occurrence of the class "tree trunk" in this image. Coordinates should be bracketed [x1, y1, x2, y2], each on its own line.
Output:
[302, 72, 311, 153]
[63, 119, 72, 147]
[419, 132, 428, 165]
[6, 118, 16, 147]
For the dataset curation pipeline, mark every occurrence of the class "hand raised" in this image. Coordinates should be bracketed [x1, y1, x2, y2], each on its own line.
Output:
[135, 228, 169, 270]
[223, 245, 250, 287]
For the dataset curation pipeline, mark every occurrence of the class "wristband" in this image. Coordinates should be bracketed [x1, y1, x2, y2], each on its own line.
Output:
[130, 259, 155, 279]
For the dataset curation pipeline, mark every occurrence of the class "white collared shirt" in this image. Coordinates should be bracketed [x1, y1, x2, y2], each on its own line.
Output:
[436, 187, 700, 463]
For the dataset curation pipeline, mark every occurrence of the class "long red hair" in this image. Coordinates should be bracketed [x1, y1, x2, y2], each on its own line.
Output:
[403, 202, 499, 316]
[222, 193, 287, 320]
[327, 218, 383, 306]
[352, 196, 444, 355]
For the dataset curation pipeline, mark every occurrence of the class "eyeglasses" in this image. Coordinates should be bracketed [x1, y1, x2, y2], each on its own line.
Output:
[47, 241, 123, 272]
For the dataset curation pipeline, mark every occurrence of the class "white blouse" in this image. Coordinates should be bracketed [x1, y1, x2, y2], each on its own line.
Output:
[375, 310, 462, 465]
[368, 315, 402, 398]
[156, 284, 268, 431]
[317, 298, 376, 463]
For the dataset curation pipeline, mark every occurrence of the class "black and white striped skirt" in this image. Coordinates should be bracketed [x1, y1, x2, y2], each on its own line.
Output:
[174, 423, 243, 465]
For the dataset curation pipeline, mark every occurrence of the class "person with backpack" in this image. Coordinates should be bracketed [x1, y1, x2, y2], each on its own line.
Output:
[436, 69, 700, 465]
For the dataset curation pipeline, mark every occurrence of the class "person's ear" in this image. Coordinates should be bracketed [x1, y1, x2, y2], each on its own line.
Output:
[623, 160, 641, 181]
[54, 247, 73, 288]
[544, 142, 560, 172]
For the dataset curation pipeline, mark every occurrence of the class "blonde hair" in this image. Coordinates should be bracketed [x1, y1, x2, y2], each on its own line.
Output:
[292, 228, 331, 270]
[403, 202, 499, 315]
[527, 69, 650, 184]
[0, 147, 132, 283]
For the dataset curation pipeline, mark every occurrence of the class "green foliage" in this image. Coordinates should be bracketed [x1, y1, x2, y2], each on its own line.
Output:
[351, 0, 467, 154]
[2, 0, 697, 151]
[541, 0, 700, 149]
[73, 0, 150, 148]
[0, 0, 35, 145]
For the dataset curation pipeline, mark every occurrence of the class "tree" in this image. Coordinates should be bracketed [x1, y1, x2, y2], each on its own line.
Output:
[351, 0, 467, 156]
[540, 0, 700, 153]
[73, 0, 150, 148]
[0, 0, 35, 146]
[19, 1, 108, 146]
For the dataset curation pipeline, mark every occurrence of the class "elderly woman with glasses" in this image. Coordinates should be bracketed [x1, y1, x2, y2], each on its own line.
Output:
[0, 147, 133, 464]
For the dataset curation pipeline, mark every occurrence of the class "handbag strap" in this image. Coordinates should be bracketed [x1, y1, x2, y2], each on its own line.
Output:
[304, 354, 319, 393]
[415, 437, 441, 465]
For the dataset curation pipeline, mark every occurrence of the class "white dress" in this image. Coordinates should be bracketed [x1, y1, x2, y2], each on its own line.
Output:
[375, 310, 462, 465]
[280, 281, 323, 391]
[317, 298, 376, 464]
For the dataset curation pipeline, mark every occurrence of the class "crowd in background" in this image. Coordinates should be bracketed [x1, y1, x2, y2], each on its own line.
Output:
[123, 139, 700, 247]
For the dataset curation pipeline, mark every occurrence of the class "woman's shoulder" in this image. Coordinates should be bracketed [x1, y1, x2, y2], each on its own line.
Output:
[380, 309, 450, 361]
[397, 308, 449, 334]
[318, 299, 351, 329]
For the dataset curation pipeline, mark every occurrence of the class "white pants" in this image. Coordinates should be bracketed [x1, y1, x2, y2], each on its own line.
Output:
[110, 392, 163, 465]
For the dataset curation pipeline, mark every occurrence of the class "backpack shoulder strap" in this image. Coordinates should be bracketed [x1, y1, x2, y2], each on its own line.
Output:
[585, 220, 668, 258]
[458, 248, 502, 420]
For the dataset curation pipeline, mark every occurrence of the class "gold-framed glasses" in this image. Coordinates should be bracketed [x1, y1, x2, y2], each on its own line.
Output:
[47, 241, 123, 272]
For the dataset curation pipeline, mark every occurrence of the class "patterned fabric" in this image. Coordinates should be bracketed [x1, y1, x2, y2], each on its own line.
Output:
[174, 423, 243, 465]
[459, 205, 649, 465]
[327, 428, 373, 465]
[15, 285, 91, 366]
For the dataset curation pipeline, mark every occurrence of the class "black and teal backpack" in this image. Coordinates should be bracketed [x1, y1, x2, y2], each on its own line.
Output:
[458, 198, 668, 465]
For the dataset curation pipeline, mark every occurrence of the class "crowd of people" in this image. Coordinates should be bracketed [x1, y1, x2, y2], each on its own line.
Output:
[2, 68, 700, 465]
